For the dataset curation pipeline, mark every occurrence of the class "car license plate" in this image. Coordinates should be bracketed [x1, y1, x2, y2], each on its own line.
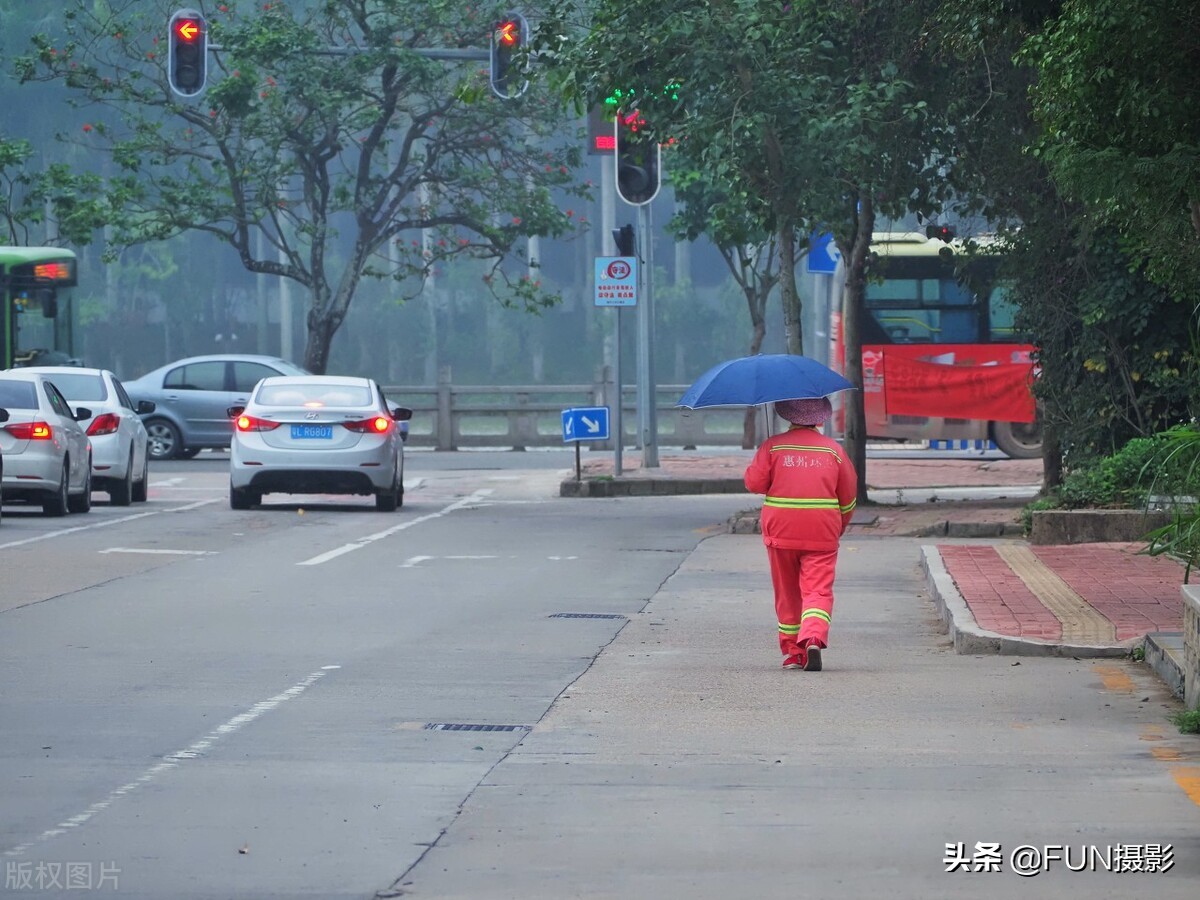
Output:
[291, 425, 332, 439]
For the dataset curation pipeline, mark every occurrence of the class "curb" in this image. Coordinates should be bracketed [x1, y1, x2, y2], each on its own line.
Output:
[559, 478, 746, 498]
[1143, 632, 1186, 699]
[919, 545, 1134, 658]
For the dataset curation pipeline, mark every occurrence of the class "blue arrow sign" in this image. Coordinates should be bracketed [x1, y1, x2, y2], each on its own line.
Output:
[561, 406, 610, 442]
[807, 232, 841, 274]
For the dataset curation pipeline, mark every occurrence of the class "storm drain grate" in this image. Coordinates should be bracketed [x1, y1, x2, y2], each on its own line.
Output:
[548, 613, 627, 620]
[423, 723, 532, 732]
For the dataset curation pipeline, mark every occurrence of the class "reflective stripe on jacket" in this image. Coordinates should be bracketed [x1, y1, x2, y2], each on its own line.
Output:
[743, 426, 859, 551]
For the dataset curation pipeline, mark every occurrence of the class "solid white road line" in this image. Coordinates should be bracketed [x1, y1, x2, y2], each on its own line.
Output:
[3, 667, 339, 858]
[297, 490, 492, 566]
[98, 548, 216, 556]
[0, 500, 221, 551]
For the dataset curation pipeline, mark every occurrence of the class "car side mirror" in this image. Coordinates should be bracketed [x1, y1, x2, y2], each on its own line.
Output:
[227, 406, 245, 418]
[137, 400, 156, 414]
[391, 407, 413, 421]
[74, 407, 92, 421]
[0, 408, 8, 423]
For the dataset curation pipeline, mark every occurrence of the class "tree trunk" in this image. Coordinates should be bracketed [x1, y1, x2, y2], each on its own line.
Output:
[778, 220, 802, 355]
[1041, 420, 1063, 494]
[841, 193, 875, 501]
[742, 311, 767, 449]
[304, 309, 336, 374]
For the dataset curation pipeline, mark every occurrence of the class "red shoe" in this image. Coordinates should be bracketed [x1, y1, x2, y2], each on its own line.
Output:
[803, 644, 823, 672]
[782, 655, 802, 670]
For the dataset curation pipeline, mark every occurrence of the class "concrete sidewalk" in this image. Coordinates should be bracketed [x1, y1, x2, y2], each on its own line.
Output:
[558, 451, 1189, 689]
[393, 532, 1200, 899]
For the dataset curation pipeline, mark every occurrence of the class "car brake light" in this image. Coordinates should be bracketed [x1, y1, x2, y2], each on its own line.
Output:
[343, 416, 392, 434]
[5, 421, 53, 440]
[235, 414, 281, 432]
[87, 413, 121, 436]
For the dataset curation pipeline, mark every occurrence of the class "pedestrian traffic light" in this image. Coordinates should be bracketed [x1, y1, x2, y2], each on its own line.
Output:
[489, 13, 529, 100]
[168, 9, 207, 98]
[615, 111, 661, 206]
[612, 224, 636, 257]
[925, 224, 955, 242]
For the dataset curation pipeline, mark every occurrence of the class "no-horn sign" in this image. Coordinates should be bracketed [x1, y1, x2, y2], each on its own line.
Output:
[594, 256, 637, 307]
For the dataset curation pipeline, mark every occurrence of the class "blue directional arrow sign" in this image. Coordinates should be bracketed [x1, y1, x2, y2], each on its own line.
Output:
[807, 232, 842, 274]
[561, 406, 610, 442]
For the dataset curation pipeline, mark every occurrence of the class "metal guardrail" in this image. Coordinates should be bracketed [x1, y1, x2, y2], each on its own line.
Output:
[383, 367, 753, 451]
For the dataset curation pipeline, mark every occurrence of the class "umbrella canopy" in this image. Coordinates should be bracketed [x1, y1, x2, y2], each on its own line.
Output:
[677, 354, 856, 409]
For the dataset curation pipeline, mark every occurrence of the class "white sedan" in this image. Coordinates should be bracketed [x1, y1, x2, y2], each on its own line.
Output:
[0, 371, 93, 516]
[23, 366, 154, 505]
[228, 376, 412, 511]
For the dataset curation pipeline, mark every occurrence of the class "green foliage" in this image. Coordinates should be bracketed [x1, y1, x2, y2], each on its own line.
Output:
[1010, 223, 1199, 461]
[1023, 0, 1200, 306]
[1140, 426, 1200, 580]
[1056, 436, 1166, 510]
[1169, 708, 1200, 735]
[0, 135, 108, 245]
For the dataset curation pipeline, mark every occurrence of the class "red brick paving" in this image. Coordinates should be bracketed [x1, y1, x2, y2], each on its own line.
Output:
[1029, 544, 1185, 640]
[939, 546, 1063, 641]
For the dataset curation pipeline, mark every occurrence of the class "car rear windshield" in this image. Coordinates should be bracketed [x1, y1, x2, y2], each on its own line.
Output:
[44, 373, 108, 401]
[0, 380, 38, 409]
[256, 383, 373, 407]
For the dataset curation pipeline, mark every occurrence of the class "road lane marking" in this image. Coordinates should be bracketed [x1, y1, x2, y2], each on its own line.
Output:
[0, 512, 158, 550]
[98, 548, 216, 556]
[297, 490, 491, 566]
[3, 667, 336, 858]
[0, 500, 220, 551]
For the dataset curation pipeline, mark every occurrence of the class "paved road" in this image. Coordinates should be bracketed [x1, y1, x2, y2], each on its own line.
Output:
[1, 452, 1196, 899]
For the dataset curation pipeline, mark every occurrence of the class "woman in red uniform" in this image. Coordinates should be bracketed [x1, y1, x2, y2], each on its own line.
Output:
[744, 397, 858, 671]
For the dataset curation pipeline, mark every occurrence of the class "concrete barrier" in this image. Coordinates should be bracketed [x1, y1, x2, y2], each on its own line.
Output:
[1029, 509, 1171, 545]
[1183, 586, 1200, 710]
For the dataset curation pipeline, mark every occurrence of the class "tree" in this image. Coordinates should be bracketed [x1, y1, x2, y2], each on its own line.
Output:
[670, 168, 779, 448]
[0, 134, 107, 246]
[933, 0, 1200, 487]
[17, 0, 590, 373]
[1024, 0, 1200, 305]
[536, 0, 957, 493]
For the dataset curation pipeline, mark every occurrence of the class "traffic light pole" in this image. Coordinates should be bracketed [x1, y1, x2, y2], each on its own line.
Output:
[636, 203, 658, 468]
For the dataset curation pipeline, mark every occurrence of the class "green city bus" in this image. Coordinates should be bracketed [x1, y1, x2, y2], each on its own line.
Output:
[0, 246, 79, 369]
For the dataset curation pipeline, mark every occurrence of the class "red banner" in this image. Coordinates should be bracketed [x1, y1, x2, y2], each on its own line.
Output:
[882, 353, 1036, 423]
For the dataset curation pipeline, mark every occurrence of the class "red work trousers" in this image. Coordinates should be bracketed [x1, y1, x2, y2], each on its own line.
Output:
[767, 546, 839, 658]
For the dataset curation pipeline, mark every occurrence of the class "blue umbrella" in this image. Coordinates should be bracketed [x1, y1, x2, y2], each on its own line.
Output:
[677, 354, 855, 409]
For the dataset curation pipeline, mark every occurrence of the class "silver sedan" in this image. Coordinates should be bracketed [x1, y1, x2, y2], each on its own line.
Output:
[0, 372, 93, 516]
[228, 376, 413, 511]
[23, 366, 154, 505]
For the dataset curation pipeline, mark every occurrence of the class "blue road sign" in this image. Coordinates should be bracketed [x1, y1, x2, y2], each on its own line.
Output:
[561, 406, 610, 442]
[594, 256, 637, 307]
[807, 232, 841, 274]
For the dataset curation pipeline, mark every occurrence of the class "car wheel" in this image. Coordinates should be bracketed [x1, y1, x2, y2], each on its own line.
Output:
[230, 484, 259, 510]
[43, 460, 69, 517]
[177, 447, 201, 459]
[146, 419, 182, 461]
[132, 451, 149, 503]
[110, 449, 134, 506]
[375, 474, 400, 512]
[67, 458, 92, 514]
[991, 420, 1043, 459]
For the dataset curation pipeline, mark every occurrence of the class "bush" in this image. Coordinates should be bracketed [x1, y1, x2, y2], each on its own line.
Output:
[1055, 436, 1166, 509]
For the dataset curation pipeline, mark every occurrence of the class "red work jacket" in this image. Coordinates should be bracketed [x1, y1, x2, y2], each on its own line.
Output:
[743, 426, 859, 551]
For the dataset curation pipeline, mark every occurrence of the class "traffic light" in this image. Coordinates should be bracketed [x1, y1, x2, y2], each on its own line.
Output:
[615, 111, 661, 206]
[489, 13, 529, 100]
[925, 224, 955, 242]
[168, 9, 207, 98]
[612, 224, 636, 257]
